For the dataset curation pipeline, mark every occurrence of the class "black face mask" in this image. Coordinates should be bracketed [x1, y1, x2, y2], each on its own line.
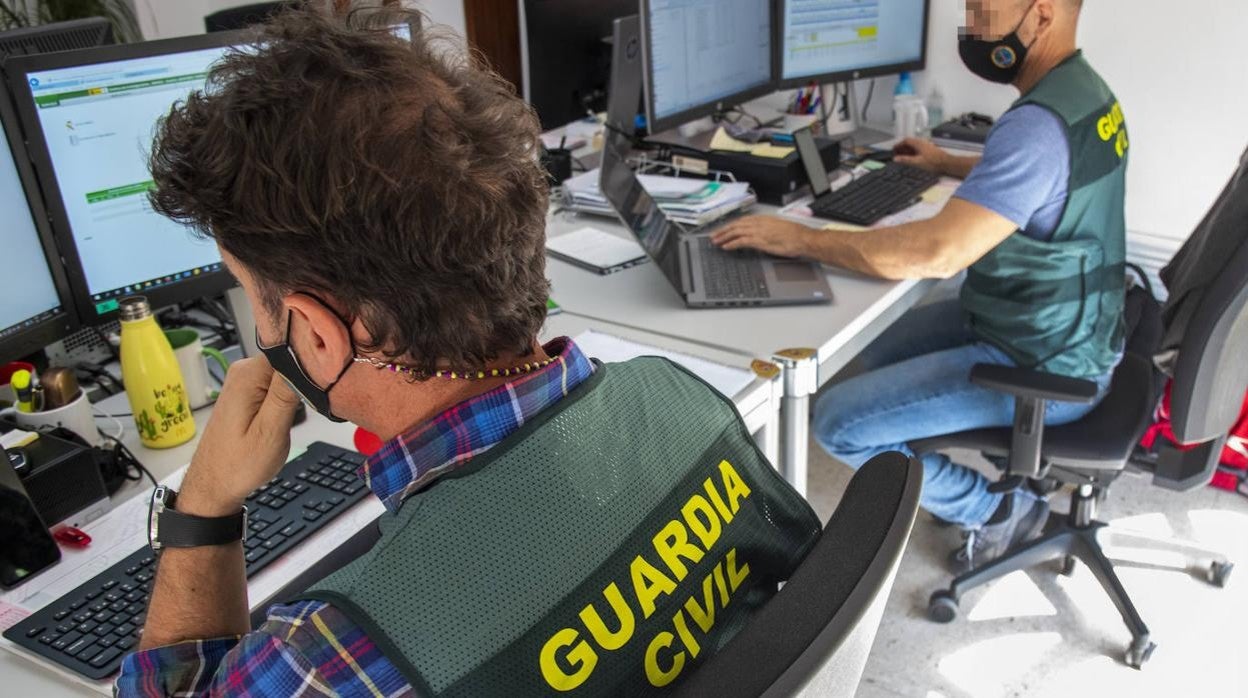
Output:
[256, 309, 354, 423]
[959, 2, 1037, 84]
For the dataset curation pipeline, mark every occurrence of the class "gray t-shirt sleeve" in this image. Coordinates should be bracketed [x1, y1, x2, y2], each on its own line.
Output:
[953, 104, 1070, 242]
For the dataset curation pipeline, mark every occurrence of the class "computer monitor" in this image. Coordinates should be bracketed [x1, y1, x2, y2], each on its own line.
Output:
[0, 79, 78, 362]
[519, 0, 639, 131]
[0, 18, 114, 61]
[777, 0, 928, 87]
[3, 33, 246, 324]
[640, 0, 777, 134]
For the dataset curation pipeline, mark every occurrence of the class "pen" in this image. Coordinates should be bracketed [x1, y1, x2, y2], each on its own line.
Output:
[809, 96, 822, 115]
[12, 369, 35, 413]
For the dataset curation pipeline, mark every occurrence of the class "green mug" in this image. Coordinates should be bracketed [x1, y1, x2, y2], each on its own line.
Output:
[165, 328, 230, 409]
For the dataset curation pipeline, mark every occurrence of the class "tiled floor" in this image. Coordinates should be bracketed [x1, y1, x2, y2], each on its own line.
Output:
[804, 441, 1248, 698]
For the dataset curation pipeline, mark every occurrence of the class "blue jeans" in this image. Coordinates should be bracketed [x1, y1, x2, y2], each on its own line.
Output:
[812, 299, 1112, 529]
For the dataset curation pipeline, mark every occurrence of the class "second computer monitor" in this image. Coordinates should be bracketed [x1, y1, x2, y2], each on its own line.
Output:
[779, 0, 928, 87]
[641, 0, 777, 134]
[4, 33, 246, 324]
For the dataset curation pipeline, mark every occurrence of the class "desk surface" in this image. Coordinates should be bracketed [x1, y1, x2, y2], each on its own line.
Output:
[545, 207, 936, 381]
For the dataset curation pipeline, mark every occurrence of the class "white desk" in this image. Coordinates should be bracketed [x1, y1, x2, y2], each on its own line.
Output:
[4, 324, 780, 696]
[544, 206, 937, 494]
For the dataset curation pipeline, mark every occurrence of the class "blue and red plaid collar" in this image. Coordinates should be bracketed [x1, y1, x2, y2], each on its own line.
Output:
[359, 337, 595, 512]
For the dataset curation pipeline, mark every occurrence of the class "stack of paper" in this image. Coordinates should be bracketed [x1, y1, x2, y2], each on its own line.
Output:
[562, 169, 756, 226]
[571, 330, 756, 398]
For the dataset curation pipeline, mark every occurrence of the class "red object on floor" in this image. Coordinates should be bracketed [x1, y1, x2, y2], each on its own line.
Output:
[354, 427, 383, 457]
[1141, 381, 1248, 491]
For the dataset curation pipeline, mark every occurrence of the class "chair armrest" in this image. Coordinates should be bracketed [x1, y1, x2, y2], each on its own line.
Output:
[970, 364, 1099, 404]
[674, 452, 922, 698]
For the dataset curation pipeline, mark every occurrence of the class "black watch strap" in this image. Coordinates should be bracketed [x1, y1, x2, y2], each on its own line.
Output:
[158, 508, 247, 548]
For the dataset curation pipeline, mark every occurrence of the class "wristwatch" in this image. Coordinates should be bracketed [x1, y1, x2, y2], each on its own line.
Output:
[148, 485, 248, 552]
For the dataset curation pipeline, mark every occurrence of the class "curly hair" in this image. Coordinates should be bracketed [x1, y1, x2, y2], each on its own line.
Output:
[148, 5, 550, 376]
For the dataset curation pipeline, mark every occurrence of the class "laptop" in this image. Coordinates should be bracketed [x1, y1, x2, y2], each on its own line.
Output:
[598, 136, 832, 308]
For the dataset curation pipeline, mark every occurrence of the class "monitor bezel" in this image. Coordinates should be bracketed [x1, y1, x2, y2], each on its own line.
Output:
[3, 31, 250, 327]
[774, 0, 930, 90]
[0, 76, 80, 361]
[640, 0, 779, 135]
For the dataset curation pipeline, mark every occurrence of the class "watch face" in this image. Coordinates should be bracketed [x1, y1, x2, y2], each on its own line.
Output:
[148, 486, 168, 551]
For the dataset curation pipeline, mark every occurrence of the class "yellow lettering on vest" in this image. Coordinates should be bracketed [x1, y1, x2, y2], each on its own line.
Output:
[540, 628, 598, 692]
[672, 608, 702, 659]
[718, 460, 752, 514]
[712, 560, 731, 609]
[578, 582, 635, 651]
[681, 494, 722, 550]
[653, 519, 705, 582]
[1115, 128, 1129, 158]
[1097, 114, 1114, 141]
[684, 568, 718, 633]
[644, 632, 686, 687]
[703, 476, 734, 524]
[631, 555, 677, 619]
[726, 548, 750, 593]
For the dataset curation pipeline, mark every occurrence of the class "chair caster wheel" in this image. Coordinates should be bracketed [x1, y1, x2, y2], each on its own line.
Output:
[928, 590, 959, 624]
[1059, 555, 1077, 576]
[1208, 561, 1233, 588]
[1125, 638, 1156, 669]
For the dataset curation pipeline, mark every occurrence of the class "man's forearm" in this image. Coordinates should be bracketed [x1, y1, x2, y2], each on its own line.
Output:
[139, 485, 251, 650]
[799, 221, 951, 280]
[941, 154, 981, 179]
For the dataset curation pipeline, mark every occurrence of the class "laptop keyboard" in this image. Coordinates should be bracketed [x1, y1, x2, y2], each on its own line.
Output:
[3, 441, 370, 681]
[811, 163, 941, 226]
[697, 238, 770, 300]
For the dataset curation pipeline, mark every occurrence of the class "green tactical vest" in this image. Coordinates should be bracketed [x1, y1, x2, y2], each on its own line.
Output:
[960, 51, 1128, 378]
[300, 358, 821, 697]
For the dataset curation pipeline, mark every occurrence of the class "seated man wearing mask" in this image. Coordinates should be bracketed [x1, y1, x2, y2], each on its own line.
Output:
[713, 0, 1127, 569]
[116, 7, 819, 696]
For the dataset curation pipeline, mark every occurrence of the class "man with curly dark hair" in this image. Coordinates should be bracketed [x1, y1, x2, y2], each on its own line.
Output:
[116, 6, 820, 696]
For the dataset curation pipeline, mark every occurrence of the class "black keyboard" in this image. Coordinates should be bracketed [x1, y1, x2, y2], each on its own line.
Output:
[697, 237, 770, 300]
[3, 441, 370, 680]
[810, 163, 941, 226]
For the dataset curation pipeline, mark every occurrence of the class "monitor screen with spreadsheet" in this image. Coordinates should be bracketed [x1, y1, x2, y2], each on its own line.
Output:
[779, 0, 928, 86]
[641, 0, 777, 133]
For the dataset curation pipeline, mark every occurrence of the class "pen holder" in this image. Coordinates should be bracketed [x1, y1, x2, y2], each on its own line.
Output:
[9, 389, 101, 446]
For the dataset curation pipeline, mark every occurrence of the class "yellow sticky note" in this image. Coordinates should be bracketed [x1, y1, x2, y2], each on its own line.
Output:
[708, 128, 755, 153]
[920, 184, 955, 204]
[750, 143, 795, 159]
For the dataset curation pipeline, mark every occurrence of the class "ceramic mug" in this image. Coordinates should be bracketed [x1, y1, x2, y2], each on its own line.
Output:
[164, 328, 230, 409]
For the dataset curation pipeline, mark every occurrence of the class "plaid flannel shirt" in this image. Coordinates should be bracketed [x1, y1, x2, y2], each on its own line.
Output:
[115, 338, 594, 696]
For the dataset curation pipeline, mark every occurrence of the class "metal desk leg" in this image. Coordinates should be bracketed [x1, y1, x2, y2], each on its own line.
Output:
[774, 348, 819, 498]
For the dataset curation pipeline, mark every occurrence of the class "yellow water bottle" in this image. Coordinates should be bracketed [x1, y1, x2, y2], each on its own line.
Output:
[119, 297, 196, 449]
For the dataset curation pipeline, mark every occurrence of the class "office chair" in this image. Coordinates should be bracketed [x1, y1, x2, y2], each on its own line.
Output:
[676, 451, 922, 698]
[204, 2, 298, 33]
[914, 160, 1248, 669]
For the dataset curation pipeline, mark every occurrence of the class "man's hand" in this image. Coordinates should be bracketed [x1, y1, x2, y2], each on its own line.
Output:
[893, 138, 949, 174]
[710, 215, 814, 257]
[178, 358, 301, 517]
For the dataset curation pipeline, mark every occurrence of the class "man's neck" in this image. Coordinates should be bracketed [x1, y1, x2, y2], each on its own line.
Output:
[1014, 38, 1077, 95]
[343, 342, 553, 442]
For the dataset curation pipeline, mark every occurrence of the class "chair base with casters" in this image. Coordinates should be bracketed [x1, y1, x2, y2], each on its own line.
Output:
[911, 305, 1234, 670]
[926, 478, 1232, 669]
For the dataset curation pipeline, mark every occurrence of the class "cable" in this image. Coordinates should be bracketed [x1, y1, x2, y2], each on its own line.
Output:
[860, 79, 876, 124]
[92, 404, 125, 441]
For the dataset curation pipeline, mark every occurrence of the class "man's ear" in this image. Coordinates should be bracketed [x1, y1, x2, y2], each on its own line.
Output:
[283, 293, 354, 386]
[1029, 0, 1056, 41]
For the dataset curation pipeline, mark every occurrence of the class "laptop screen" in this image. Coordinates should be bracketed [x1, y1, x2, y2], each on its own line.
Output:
[598, 135, 684, 291]
[794, 126, 830, 197]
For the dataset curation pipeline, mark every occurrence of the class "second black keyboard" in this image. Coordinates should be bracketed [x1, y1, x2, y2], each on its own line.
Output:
[810, 162, 942, 226]
[3, 441, 371, 681]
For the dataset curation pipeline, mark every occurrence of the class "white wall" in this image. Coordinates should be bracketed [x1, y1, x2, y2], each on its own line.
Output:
[857, 0, 1248, 244]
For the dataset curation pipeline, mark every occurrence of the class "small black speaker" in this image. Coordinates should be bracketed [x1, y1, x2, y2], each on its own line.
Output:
[11, 431, 110, 528]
